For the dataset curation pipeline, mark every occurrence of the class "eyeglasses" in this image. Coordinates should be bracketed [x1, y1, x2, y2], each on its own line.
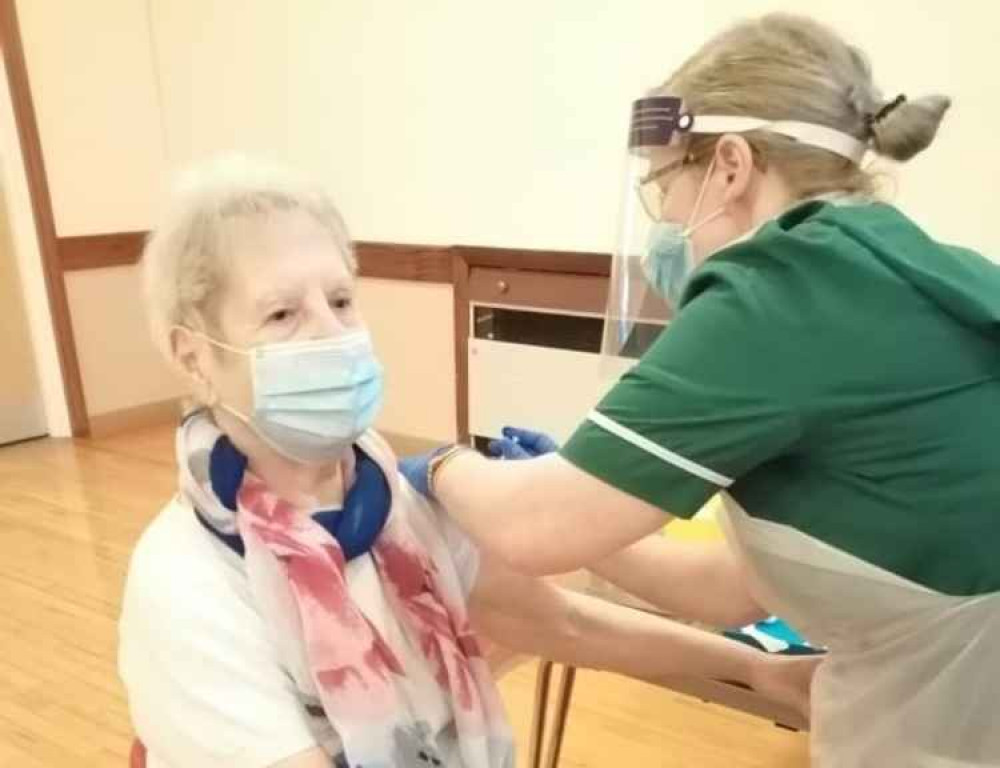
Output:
[636, 152, 697, 222]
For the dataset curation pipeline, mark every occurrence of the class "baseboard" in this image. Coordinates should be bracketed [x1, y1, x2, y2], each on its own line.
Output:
[87, 398, 183, 438]
[0, 397, 48, 444]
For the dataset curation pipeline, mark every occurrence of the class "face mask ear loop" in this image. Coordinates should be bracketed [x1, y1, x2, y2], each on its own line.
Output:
[684, 206, 727, 237]
[683, 154, 719, 235]
[218, 401, 311, 465]
[172, 324, 251, 358]
[172, 325, 256, 419]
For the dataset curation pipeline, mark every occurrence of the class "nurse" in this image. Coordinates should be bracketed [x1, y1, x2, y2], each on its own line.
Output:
[404, 13, 1000, 767]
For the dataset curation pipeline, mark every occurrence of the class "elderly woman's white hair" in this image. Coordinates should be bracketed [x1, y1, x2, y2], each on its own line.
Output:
[142, 155, 356, 358]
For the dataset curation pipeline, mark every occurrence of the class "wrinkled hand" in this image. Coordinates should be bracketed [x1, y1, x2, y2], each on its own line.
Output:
[487, 427, 559, 460]
[749, 652, 824, 724]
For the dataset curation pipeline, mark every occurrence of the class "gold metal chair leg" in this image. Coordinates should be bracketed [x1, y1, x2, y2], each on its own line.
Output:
[543, 665, 577, 768]
[528, 659, 555, 768]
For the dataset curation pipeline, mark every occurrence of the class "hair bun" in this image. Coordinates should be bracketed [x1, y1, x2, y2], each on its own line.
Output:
[869, 93, 951, 162]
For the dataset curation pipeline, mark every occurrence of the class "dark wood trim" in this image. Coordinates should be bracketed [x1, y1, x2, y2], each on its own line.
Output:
[459, 245, 610, 277]
[1, 0, 90, 435]
[354, 242, 453, 283]
[87, 397, 181, 438]
[54, 230, 613, 284]
[54, 233, 458, 284]
[59, 231, 147, 271]
[452, 249, 471, 443]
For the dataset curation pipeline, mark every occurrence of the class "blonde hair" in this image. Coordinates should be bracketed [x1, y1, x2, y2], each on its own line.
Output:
[663, 13, 951, 198]
[142, 155, 355, 358]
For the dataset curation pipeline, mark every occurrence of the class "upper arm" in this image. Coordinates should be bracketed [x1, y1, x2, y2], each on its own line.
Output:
[491, 453, 669, 574]
[119, 551, 319, 768]
[561, 266, 803, 520]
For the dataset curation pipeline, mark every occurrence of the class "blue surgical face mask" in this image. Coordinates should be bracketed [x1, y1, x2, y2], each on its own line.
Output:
[642, 222, 695, 307]
[641, 159, 725, 307]
[199, 329, 384, 464]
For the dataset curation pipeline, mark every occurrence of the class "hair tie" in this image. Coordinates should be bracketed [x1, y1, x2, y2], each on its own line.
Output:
[865, 93, 907, 131]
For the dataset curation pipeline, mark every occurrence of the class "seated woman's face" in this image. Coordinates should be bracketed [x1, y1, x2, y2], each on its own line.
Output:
[205, 210, 362, 421]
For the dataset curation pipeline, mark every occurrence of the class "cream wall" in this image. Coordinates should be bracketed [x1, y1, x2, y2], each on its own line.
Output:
[16, 0, 166, 236]
[63, 266, 182, 416]
[146, 0, 999, 255]
[16, 0, 1000, 434]
[356, 278, 457, 441]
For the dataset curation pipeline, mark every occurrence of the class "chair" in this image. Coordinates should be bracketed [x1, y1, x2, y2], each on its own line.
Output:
[129, 739, 146, 768]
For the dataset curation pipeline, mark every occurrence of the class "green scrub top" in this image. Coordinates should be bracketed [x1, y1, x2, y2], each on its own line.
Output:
[562, 200, 1000, 597]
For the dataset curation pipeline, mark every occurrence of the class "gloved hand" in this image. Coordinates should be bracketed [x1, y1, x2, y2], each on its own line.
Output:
[487, 426, 560, 460]
[398, 448, 447, 500]
[398, 428, 559, 500]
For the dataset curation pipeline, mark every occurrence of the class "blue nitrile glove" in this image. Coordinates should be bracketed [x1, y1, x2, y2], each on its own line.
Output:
[398, 446, 451, 500]
[487, 426, 560, 460]
[400, 428, 559, 500]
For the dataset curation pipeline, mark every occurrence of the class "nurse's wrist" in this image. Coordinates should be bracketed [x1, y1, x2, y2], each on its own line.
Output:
[428, 444, 476, 498]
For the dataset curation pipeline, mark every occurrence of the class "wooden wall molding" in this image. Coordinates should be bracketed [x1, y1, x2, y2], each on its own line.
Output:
[59, 231, 147, 271]
[354, 241, 454, 283]
[458, 245, 610, 277]
[56, 232, 458, 282]
[87, 397, 182, 438]
[1, 0, 90, 435]
[54, 232, 612, 283]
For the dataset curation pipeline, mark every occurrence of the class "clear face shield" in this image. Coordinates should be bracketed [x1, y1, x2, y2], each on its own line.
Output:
[601, 96, 696, 363]
[601, 95, 869, 364]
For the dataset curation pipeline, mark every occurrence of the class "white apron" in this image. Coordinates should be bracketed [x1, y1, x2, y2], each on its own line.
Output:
[718, 495, 1000, 767]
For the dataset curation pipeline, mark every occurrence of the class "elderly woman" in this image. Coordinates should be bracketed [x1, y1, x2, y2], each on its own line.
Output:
[118, 158, 815, 768]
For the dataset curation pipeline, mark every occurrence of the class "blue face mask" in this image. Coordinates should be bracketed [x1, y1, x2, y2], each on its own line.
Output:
[641, 158, 725, 307]
[202, 329, 384, 463]
[642, 222, 695, 307]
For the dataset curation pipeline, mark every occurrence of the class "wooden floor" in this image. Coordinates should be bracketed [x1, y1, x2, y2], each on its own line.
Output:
[0, 424, 809, 767]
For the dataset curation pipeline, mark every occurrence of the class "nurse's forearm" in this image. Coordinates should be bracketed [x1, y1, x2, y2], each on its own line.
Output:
[471, 558, 756, 685]
[591, 536, 767, 628]
[434, 451, 666, 576]
[558, 588, 759, 684]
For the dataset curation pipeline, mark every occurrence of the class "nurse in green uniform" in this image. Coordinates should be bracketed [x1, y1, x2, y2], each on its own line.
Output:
[402, 13, 1000, 767]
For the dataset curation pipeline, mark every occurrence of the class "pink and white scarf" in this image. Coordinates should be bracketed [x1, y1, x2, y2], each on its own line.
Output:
[180, 416, 513, 767]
